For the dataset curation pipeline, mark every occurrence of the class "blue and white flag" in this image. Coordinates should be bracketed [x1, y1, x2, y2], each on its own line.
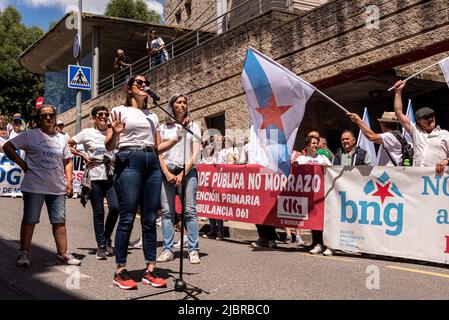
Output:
[403, 99, 415, 146]
[438, 57, 449, 88]
[357, 107, 377, 165]
[241, 47, 315, 175]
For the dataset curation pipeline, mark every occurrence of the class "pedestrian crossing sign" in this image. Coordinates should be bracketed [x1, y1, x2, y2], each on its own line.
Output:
[68, 65, 91, 90]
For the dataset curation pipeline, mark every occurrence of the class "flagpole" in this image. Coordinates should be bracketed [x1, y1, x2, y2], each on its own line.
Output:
[387, 61, 441, 92]
[314, 88, 350, 113]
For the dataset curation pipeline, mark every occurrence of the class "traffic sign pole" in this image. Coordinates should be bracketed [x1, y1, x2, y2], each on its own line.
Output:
[75, 0, 82, 134]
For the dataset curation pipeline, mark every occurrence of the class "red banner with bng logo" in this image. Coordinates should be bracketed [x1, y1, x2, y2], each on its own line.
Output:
[196, 164, 324, 230]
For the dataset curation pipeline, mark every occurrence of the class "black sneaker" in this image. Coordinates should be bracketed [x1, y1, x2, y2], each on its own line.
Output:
[202, 232, 217, 239]
[106, 240, 114, 257]
[216, 234, 224, 241]
[96, 247, 107, 260]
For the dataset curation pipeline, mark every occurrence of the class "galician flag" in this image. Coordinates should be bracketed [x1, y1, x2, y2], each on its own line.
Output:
[438, 57, 449, 88]
[357, 107, 377, 165]
[241, 47, 315, 175]
[403, 99, 415, 146]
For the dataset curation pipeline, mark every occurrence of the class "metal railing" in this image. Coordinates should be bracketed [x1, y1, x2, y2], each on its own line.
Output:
[97, 0, 289, 95]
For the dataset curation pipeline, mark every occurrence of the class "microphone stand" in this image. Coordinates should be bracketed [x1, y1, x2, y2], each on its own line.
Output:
[131, 96, 207, 300]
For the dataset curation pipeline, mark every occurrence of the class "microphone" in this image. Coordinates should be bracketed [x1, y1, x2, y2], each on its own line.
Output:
[144, 86, 160, 101]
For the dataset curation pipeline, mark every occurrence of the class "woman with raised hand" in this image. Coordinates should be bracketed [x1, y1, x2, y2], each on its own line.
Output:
[156, 93, 202, 265]
[106, 75, 180, 290]
[3, 105, 80, 267]
[68, 105, 119, 261]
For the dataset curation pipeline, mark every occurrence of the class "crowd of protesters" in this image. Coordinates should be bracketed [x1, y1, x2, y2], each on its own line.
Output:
[2, 76, 449, 290]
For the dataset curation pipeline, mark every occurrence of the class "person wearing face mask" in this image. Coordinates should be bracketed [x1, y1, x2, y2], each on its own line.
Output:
[394, 80, 449, 175]
[68, 105, 119, 261]
[106, 75, 181, 290]
[3, 105, 80, 267]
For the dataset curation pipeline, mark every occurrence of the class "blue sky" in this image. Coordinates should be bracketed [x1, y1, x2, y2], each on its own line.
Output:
[0, 0, 165, 31]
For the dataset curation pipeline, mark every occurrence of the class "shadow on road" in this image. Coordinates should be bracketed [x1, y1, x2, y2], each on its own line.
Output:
[0, 235, 85, 300]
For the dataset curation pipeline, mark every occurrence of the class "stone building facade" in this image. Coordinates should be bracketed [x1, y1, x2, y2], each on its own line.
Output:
[164, 0, 330, 29]
[60, 0, 449, 152]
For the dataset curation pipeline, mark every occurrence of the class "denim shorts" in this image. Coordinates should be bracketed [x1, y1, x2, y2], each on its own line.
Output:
[22, 192, 66, 224]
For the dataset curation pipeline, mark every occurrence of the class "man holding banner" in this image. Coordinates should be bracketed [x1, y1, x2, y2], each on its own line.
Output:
[394, 80, 449, 175]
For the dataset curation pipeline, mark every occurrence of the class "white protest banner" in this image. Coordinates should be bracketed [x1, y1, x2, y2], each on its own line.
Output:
[0, 151, 25, 197]
[324, 166, 449, 264]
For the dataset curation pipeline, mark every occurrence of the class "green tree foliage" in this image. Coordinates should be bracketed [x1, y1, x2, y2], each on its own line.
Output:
[105, 0, 161, 23]
[0, 6, 44, 120]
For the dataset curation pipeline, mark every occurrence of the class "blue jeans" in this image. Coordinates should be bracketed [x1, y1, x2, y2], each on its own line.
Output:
[90, 180, 119, 248]
[161, 168, 199, 253]
[22, 192, 66, 224]
[113, 150, 162, 266]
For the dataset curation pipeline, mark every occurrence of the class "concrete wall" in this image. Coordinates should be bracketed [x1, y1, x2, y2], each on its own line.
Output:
[62, 0, 449, 150]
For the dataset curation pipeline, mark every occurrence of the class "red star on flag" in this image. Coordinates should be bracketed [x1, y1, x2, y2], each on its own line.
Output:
[372, 182, 394, 204]
[255, 95, 292, 132]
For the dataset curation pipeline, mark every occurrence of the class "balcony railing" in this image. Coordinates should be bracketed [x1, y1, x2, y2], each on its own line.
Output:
[97, 0, 289, 95]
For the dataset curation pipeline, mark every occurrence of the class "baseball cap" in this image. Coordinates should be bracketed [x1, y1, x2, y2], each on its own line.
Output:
[57, 120, 64, 126]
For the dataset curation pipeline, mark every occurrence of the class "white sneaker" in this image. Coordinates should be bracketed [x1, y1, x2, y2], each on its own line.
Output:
[189, 251, 201, 264]
[56, 252, 81, 266]
[323, 248, 334, 256]
[173, 237, 188, 249]
[309, 244, 325, 255]
[129, 238, 143, 249]
[156, 250, 174, 262]
[17, 250, 30, 267]
[296, 235, 305, 246]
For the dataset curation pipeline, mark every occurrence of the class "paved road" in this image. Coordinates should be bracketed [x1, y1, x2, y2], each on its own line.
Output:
[0, 198, 448, 300]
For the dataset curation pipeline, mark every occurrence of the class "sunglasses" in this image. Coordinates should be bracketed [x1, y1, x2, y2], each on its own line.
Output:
[96, 112, 109, 118]
[13, 120, 21, 124]
[40, 113, 56, 120]
[134, 79, 150, 87]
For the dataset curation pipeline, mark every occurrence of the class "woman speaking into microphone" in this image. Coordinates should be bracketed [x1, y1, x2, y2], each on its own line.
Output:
[106, 75, 180, 290]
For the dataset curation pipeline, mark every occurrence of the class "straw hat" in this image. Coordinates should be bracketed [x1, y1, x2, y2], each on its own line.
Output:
[377, 112, 399, 123]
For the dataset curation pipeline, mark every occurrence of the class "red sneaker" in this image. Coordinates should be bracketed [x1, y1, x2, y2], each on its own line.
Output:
[113, 270, 138, 290]
[142, 270, 167, 288]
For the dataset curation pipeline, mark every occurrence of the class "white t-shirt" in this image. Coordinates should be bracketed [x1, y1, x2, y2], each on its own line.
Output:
[10, 129, 72, 195]
[160, 122, 200, 168]
[295, 154, 331, 165]
[239, 143, 250, 164]
[411, 123, 449, 167]
[0, 136, 7, 149]
[379, 132, 403, 166]
[218, 147, 239, 164]
[8, 130, 23, 140]
[110, 105, 160, 150]
[72, 128, 114, 181]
